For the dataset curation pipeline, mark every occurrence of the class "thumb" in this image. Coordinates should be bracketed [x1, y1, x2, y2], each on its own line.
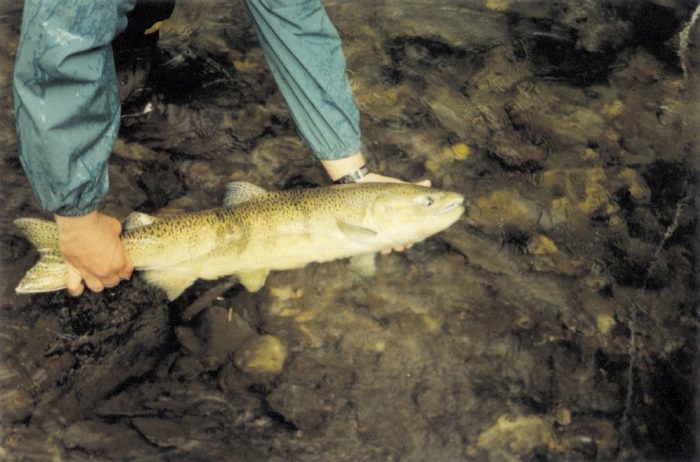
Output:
[106, 215, 123, 234]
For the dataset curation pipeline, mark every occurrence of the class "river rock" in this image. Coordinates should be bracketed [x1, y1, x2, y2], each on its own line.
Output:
[62, 420, 154, 455]
[132, 417, 190, 448]
[234, 335, 288, 376]
[197, 306, 257, 367]
[468, 189, 543, 233]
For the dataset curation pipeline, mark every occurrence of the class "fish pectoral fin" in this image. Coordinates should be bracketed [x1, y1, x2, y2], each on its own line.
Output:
[336, 219, 379, 244]
[224, 182, 268, 207]
[123, 212, 158, 231]
[142, 269, 197, 300]
[349, 253, 377, 278]
[15, 252, 67, 293]
[236, 269, 269, 292]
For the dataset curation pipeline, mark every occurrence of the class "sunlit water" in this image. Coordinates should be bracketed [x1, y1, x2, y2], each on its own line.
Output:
[0, 1, 697, 460]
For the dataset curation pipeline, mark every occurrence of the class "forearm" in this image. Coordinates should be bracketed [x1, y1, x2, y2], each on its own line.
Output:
[13, 0, 135, 216]
[244, 0, 361, 162]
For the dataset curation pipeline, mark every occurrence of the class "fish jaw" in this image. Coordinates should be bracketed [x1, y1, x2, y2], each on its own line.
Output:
[367, 187, 465, 245]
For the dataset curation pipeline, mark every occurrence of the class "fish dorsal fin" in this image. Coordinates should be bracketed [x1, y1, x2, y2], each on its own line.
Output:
[224, 182, 268, 207]
[237, 269, 270, 292]
[124, 212, 158, 231]
[336, 219, 379, 244]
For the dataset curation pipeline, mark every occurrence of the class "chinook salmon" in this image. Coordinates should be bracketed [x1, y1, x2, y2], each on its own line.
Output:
[14, 182, 464, 300]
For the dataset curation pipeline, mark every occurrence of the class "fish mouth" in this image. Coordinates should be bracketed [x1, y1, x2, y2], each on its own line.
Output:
[434, 197, 465, 216]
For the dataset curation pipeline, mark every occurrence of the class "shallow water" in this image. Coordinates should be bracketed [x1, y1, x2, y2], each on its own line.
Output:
[0, 1, 698, 460]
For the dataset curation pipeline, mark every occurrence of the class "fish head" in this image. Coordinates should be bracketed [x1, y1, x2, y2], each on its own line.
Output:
[367, 184, 465, 243]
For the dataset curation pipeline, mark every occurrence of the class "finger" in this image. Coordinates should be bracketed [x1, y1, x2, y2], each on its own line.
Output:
[415, 179, 431, 187]
[106, 215, 123, 234]
[66, 266, 85, 297]
[83, 274, 105, 293]
[101, 275, 121, 289]
[117, 262, 134, 280]
[381, 248, 392, 255]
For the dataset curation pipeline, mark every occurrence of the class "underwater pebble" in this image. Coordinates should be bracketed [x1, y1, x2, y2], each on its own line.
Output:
[596, 314, 616, 335]
[472, 414, 558, 456]
[0, 361, 35, 422]
[528, 234, 558, 255]
[0, 388, 34, 423]
[234, 335, 288, 375]
[132, 418, 190, 448]
[469, 189, 542, 232]
[112, 138, 159, 161]
[182, 160, 225, 193]
[556, 408, 572, 426]
[175, 326, 204, 355]
[171, 355, 206, 380]
[601, 99, 625, 118]
[0, 429, 64, 461]
[450, 142, 471, 160]
[268, 383, 327, 431]
[62, 420, 151, 453]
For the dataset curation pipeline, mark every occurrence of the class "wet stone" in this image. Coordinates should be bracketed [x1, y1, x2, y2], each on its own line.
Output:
[170, 355, 206, 381]
[234, 335, 288, 376]
[62, 420, 154, 455]
[196, 306, 257, 366]
[0, 387, 34, 423]
[132, 417, 190, 448]
[267, 383, 329, 432]
[96, 389, 156, 418]
[175, 326, 204, 355]
[0, 428, 65, 461]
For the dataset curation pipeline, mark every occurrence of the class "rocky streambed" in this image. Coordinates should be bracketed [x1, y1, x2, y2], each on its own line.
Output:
[0, 1, 697, 460]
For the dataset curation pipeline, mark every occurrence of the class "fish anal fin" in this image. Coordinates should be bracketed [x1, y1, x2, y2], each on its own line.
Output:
[143, 269, 198, 300]
[237, 269, 269, 292]
[15, 253, 67, 293]
[224, 182, 268, 207]
[124, 212, 158, 231]
[336, 219, 379, 244]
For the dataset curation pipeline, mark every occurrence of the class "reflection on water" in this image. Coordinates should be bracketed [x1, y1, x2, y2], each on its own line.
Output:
[0, 1, 698, 460]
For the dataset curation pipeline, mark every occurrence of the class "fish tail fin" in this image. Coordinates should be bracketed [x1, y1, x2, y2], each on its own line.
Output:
[14, 218, 68, 293]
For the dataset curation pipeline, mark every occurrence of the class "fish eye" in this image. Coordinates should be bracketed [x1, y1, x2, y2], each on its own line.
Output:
[415, 195, 434, 206]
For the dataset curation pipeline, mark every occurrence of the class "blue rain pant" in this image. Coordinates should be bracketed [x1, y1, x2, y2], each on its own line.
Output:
[13, 0, 361, 216]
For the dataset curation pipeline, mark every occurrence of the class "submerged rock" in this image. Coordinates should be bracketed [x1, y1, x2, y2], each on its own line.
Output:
[471, 414, 559, 458]
[468, 189, 543, 233]
[197, 306, 257, 367]
[234, 335, 288, 376]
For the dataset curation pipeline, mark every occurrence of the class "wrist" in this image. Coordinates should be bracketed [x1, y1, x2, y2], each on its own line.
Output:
[321, 152, 367, 182]
[55, 211, 100, 236]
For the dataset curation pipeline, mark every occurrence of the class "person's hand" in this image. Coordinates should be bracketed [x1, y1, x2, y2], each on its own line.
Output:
[322, 152, 431, 254]
[54, 211, 134, 296]
[357, 172, 431, 188]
